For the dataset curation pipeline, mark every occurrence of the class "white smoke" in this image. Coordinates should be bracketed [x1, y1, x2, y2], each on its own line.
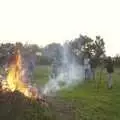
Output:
[42, 42, 84, 95]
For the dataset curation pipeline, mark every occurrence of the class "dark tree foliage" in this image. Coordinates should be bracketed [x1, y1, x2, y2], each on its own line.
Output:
[70, 35, 105, 66]
[0, 34, 106, 66]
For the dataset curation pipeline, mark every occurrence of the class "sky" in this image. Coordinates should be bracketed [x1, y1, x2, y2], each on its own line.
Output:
[0, 0, 120, 56]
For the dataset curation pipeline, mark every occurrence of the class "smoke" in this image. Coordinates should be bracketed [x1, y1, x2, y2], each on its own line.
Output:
[42, 42, 84, 95]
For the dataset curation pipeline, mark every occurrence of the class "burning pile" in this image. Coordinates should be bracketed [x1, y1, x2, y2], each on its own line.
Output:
[0, 47, 46, 104]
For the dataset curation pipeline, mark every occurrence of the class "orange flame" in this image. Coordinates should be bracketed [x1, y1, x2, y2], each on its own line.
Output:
[2, 49, 39, 99]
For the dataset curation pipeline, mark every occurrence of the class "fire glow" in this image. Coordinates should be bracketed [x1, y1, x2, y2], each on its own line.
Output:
[1, 49, 42, 100]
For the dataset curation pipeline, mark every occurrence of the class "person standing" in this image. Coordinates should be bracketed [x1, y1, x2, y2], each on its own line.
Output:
[90, 57, 97, 80]
[84, 55, 91, 80]
[51, 58, 58, 78]
[106, 56, 114, 89]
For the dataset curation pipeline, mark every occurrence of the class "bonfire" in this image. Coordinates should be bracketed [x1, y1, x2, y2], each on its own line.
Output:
[0, 46, 47, 106]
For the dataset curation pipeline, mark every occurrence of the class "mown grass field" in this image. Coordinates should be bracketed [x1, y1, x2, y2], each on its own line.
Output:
[33, 66, 120, 120]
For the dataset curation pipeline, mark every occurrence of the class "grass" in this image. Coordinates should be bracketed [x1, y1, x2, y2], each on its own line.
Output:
[34, 66, 120, 120]
[33, 65, 50, 85]
[1, 65, 120, 120]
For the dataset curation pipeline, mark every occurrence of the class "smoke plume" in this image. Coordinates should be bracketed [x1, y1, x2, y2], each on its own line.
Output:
[42, 42, 84, 95]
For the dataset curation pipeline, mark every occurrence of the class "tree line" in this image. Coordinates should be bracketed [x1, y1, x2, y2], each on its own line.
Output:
[0, 35, 119, 66]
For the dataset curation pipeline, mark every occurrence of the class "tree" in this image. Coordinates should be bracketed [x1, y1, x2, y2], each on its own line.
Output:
[94, 36, 105, 58]
[43, 43, 63, 62]
[70, 35, 105, 66]
[113, 54, 120, 67]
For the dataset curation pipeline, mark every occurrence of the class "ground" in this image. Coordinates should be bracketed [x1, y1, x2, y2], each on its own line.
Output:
[0, 91, 55, 120]
[1, 65, 120, 120]
[34, 66, 120, 120]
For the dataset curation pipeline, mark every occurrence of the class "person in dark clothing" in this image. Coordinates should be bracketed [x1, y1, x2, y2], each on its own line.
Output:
[84, 55, 91, 80]
[90, 57, 97, 80]
[106, 56, 114, 88]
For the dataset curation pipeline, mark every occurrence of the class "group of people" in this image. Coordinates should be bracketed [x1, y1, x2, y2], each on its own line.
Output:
[51, 53, 114, 89]
[83, 55, 114, 89]
[83, 55, 97, 80]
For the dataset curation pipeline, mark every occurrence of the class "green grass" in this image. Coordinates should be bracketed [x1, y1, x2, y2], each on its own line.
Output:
[33, 65, 50, 85]
[34, 66, 120, 120]
[1, 65, 118, 120]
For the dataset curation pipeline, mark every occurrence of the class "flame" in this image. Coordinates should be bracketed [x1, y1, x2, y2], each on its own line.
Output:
[2, 49, 39, 98]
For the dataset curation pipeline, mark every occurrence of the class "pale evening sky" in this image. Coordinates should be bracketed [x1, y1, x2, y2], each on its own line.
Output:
[0, 0, 120, 56]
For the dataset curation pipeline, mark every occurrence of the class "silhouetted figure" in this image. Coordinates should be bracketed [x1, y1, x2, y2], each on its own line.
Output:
[51, 58, 58, 78]
[106, 57, 114, 89]
[84, 55, 91, 80]
[90, 57, 97, 80]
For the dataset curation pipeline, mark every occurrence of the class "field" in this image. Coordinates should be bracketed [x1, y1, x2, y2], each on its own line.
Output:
[0, 65, 120, 120]
[33, 66, 120, 120]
